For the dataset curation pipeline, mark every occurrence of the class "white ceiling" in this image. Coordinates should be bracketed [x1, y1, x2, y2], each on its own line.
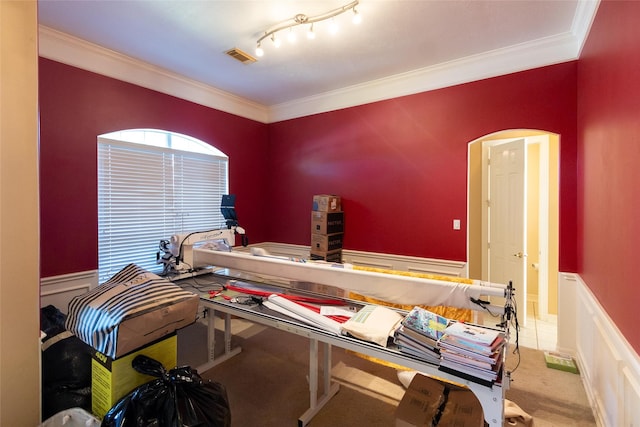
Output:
[37, 0, 599, 123]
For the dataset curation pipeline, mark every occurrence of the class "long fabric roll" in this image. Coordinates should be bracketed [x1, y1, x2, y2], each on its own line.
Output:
[350, 266, 474, 322]
[266, 294, 343, 335]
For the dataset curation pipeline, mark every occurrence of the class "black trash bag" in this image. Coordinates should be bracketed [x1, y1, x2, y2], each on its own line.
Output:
[42, 331, 93, 388]
[102, 355, 231, 427]
[41, 305, 94, 419]
[41, 304, 67, 337]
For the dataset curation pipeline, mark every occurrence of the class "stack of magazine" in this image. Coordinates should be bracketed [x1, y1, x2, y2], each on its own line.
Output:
[437, 322, 505, 386]
[394, 307, 451, 364]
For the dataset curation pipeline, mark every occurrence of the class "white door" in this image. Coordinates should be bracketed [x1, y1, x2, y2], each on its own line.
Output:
[489, 139, 527, 322]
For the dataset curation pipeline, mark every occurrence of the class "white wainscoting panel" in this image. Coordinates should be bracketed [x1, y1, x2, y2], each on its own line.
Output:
[622, 365, 640, 427]
[562, 273, 640, 427]
[40, 270, 98, 314]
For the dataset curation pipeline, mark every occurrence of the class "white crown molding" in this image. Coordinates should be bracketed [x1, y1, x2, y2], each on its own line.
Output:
[571, 0, 601, 58]
[39, 1, 598, 124]
[268, 30, 582, 122]
[38, 26, 270, 123]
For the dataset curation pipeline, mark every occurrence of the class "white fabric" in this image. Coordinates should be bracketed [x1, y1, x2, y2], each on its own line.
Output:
[505, 399, 534, 426]
[397, 370, 418, 388]
[340, 305, 403, 347]
[196, 249, 499, 309]
[266, 294, 343, 335]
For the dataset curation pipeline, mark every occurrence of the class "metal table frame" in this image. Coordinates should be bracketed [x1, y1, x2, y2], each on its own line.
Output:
[196, 295, 508, 427]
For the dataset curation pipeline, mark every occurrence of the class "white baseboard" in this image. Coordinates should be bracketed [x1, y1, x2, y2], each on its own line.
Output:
[559, 272, 640, 427]
[40, 270, 98, 314]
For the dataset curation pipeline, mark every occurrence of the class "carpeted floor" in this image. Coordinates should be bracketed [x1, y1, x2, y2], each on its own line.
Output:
[503, 345, 596, 426]
[178, 317, 595, 426]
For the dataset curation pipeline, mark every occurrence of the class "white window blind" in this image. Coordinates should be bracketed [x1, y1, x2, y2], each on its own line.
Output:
[98, 135, 228, 282]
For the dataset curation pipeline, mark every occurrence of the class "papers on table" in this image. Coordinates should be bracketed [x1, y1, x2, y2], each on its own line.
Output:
[264, 294, 344, 335]
[264, 296, 402, 347]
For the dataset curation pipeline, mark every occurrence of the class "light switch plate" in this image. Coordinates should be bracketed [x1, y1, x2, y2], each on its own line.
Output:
[453, 219, 461, 230]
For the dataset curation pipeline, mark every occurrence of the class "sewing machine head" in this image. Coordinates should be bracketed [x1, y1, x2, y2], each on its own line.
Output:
[156, 195, 247, 276]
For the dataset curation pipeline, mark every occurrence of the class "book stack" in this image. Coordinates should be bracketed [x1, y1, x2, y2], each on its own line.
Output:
[437, 322, 505, 386]
[394, 306, 451, 364]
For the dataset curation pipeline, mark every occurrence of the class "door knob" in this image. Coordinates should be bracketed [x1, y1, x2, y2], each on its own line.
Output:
[513, 252, 526, 258]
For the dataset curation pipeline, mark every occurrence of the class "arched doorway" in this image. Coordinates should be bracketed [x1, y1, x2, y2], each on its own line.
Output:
[467, 130, 559, 343]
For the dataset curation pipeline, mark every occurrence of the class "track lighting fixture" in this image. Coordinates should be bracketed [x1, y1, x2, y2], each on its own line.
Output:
[255, 0, 360, 58]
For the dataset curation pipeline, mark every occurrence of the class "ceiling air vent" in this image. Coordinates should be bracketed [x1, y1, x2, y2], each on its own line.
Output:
[225, 48, 257, 64]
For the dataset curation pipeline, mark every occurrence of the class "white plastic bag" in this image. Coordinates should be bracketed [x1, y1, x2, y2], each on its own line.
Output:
[40, 408, 100, 427]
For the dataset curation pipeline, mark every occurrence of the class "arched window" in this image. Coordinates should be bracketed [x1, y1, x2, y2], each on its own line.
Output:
[97, 129, 228, 282]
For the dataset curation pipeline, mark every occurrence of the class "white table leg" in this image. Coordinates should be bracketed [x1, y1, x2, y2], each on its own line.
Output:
[196, 307, 241, 372]
[298, 339, 340, 427]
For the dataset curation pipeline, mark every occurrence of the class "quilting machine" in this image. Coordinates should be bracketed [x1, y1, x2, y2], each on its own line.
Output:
[171, 242, 516, 426]
[156, 227, 245, 276]
[156, 194, 248, 276]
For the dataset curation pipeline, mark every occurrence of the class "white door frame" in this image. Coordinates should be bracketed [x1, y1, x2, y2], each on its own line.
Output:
[472, 133, 552, 323]
[531, 134, 550, 320]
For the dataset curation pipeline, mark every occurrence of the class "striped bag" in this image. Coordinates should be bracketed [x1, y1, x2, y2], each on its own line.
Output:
[65, 264, 198, 358]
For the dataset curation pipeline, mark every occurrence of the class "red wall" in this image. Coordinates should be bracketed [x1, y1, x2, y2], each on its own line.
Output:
[38, 58, 270, 277]
[38, 60, 578, 278]
[267, 63, 578, 269]
[577, 0, 640, 353]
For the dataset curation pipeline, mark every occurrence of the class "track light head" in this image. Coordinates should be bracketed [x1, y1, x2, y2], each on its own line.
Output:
[254, 0, 360, 58]
[352, 7, 361, 24]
